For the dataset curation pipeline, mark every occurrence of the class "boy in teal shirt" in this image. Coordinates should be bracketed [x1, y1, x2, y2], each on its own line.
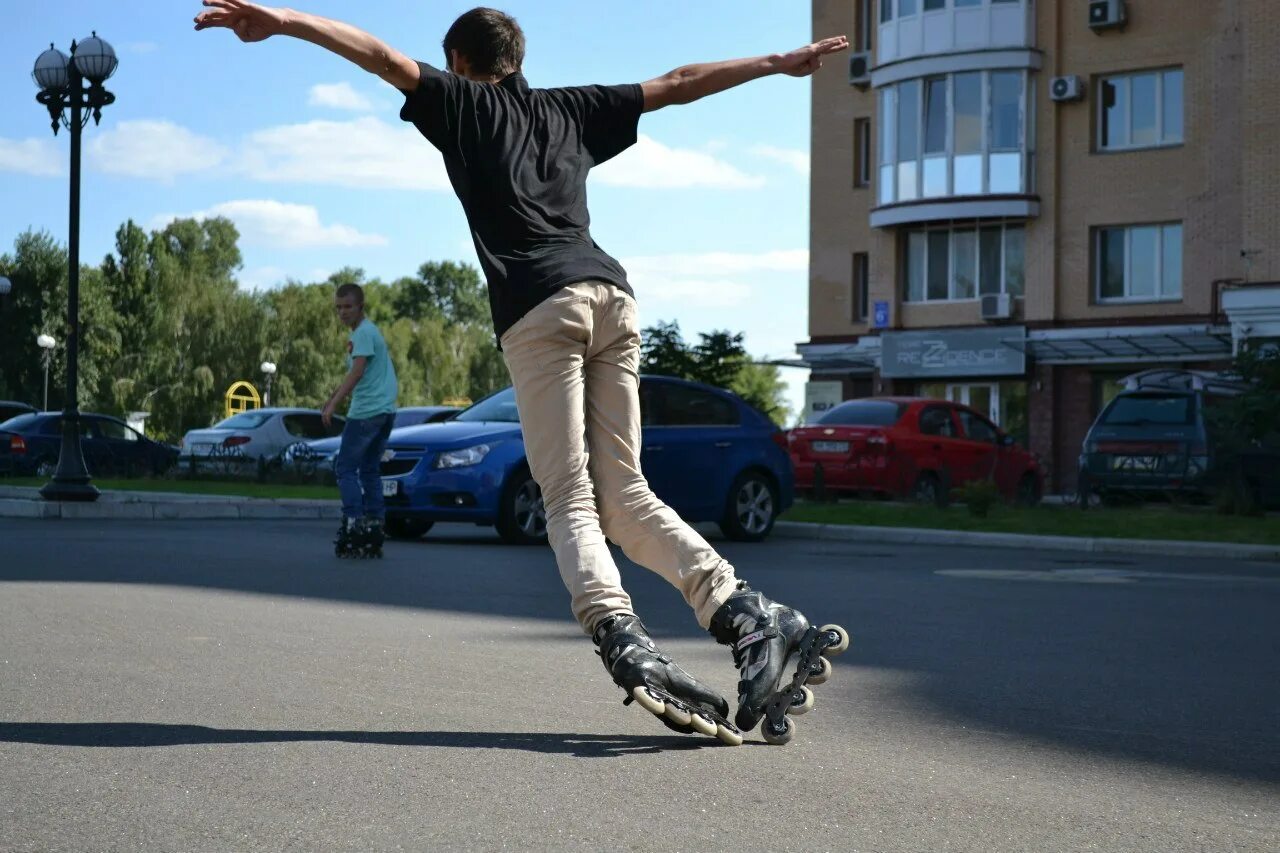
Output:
[325, 282, 399, 555]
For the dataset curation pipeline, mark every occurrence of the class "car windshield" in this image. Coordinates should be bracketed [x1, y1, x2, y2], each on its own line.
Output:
[815, 400, 905, 426]
[1101, 394, 1194, 426]
[0, 413, 42, 431]
[453, 388, 520, 423]
[213, 412, 272, 430]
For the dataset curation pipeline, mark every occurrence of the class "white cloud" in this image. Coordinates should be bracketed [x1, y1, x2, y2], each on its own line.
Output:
[241, 116, 450, 190]
[619, 249, 808, 309]
[593, 134, 765, 189]
[88, 120, 228, 181]
[637, 278, 753, 308]
[308, 82, 376, 112]
[151, 200, 388, 250]
[751, 144, 810, 174]
[0, 137, 62, 176]
[624, 249, 808, 279]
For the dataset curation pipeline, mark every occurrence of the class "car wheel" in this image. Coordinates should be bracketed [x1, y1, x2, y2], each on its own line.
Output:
[719, 470, 779, 542]
[911, 472, 947, 508]
[1016, 473, 1041, 507]
[496, 466, 548, 545]
[386, 517, 434, 541]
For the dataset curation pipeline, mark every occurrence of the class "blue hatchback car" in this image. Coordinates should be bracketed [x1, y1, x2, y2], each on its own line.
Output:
[381, 376, 793, 544]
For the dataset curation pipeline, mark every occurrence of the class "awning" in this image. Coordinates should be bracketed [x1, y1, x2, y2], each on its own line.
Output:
[795, 339, 882, 372]
[1015, 325, 1233, 365]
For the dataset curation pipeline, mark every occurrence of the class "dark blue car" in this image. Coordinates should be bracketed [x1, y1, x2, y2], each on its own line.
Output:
[381, 376, 793, 544]
[0, 412, 178, 478]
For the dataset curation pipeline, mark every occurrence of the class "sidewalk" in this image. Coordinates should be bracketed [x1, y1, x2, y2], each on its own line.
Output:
[2, 484, 1276, 561]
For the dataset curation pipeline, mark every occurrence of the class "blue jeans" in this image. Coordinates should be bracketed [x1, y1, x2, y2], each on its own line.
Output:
[335, 412, 395, 520]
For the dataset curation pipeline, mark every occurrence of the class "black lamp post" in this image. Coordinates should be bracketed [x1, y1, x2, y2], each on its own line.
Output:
[33, 34, 117, 502]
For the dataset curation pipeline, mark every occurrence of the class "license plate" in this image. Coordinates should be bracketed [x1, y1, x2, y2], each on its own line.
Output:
[812, 441, 849, 453]
[1113, 455, 1159, 472]
[382, 479, 399, 497]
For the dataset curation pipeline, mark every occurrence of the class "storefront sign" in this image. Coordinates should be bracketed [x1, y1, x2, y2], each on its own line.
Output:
[881, 326, 1026, 378]
[873, 301, 890, 329]
[804, 381, 844, 424]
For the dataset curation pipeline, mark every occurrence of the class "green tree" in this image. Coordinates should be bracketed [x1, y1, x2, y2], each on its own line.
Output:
[639, 320, 790, 426]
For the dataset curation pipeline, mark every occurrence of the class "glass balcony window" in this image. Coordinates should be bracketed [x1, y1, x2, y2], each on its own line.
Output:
[877, 70, 1032, 205]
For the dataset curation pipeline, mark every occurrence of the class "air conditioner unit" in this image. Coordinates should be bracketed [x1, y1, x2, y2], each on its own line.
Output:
[1088, 0, 1126, 31]
[1050, 75, 1085, 103]
[980, 293, 1014, 321]
[848, 52, 872, 88]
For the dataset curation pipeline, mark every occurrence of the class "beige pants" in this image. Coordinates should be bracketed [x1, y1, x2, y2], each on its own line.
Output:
[500, 281, 740, 633]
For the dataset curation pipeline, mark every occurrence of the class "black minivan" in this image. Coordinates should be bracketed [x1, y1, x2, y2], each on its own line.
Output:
[1077, 370, 1243, 500]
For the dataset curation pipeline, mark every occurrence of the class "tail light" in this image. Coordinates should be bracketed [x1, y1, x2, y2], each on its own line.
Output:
[9, 435, 26, 455]
[223, 436, 251, 447]
[771, 431, 788, 450]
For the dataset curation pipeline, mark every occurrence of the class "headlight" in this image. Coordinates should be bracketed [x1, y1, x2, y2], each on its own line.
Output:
[435, 444, 491, 469]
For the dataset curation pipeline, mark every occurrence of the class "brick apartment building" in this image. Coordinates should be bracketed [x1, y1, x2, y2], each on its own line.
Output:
[801, 0, 1280, 493]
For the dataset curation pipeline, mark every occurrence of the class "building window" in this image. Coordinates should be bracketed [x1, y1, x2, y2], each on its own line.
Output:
[881, 0, 894, 23]
[903, 223, 1025, 303]
[884, 0, 1023, 16]
[854, 118, 872, 188]
[857, 0, 875, 51]
[877, 70, 1031, 204]
[1098, 69, 1184, 151]
[853, 253, 870, 322]
[1095, 223, 1183, 302]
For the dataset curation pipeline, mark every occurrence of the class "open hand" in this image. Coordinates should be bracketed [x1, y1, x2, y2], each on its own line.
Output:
[193, 0, 287, 43]
[774, 36, 850, 77]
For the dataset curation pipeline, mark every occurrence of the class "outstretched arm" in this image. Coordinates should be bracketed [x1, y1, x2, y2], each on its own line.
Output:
[193, 0, 420, 90]
[640, 36, 849, 113]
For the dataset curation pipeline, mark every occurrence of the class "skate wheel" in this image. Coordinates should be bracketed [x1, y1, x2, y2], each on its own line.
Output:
[715, 723, 744, 746]
[761, 716, 795, 746]
[631, 685, 666, 716]
[689, 712, 717, 737]
[788, 685, 815, 716]
[663, 702, 693, 728]
[806, 656, 832, 685]
[819, 624, 850, 656]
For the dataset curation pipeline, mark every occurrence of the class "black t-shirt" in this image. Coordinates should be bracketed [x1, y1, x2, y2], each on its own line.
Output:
[399, 62, 643, 340]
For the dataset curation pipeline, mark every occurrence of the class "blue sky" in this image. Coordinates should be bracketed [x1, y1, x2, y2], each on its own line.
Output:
[2, 1, 821, 416]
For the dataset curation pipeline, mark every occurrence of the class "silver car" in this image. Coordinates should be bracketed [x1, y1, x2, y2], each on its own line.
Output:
[180, 408, 344, 466]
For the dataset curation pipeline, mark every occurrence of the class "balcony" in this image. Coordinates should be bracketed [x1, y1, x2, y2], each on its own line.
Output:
[877, 0, 1034, 68]
[871, 67, 1038, 228]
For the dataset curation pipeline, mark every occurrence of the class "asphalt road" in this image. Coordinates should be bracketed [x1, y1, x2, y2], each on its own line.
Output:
[1, 518, 1278, 852]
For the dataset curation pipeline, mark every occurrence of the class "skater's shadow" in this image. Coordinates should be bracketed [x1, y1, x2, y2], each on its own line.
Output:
[0, 722, 739, 758]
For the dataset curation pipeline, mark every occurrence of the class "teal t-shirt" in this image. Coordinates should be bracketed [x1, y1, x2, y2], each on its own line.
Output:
[347, 318, 398, 419]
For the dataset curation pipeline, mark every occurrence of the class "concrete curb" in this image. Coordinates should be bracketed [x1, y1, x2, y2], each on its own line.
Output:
[772, 521, 1280, 562]
[0, 486, 341, 521]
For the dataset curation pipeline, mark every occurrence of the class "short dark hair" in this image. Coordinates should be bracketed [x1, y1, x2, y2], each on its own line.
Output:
[443, 8, 525, 78]
[335, 283, 364, 305]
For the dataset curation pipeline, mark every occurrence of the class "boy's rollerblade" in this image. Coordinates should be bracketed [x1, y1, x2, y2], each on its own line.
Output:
[709, 582, 849, 745]
[334, 516, 383, 559]
[593, 613, 743, 746]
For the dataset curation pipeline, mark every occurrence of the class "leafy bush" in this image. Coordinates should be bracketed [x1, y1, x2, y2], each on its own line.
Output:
[958, 479, 1000, 518]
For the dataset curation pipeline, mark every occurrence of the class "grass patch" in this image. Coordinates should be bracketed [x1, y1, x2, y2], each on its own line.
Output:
[784, 500, 1280, 546]
[2, 477, 336, 501]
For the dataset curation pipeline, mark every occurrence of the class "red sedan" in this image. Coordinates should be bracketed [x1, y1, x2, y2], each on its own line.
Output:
[788, 397, 1044, 506]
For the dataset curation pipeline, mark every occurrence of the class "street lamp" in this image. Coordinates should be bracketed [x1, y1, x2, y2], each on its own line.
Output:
[260, 361, 277, 407]
[37, 334, 57, 412]
[32, 33, 118, 502]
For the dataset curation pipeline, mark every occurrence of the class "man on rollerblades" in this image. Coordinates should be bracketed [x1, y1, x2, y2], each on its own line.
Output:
[326, 282, 399, 559]
[196, 0, 849, 744]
